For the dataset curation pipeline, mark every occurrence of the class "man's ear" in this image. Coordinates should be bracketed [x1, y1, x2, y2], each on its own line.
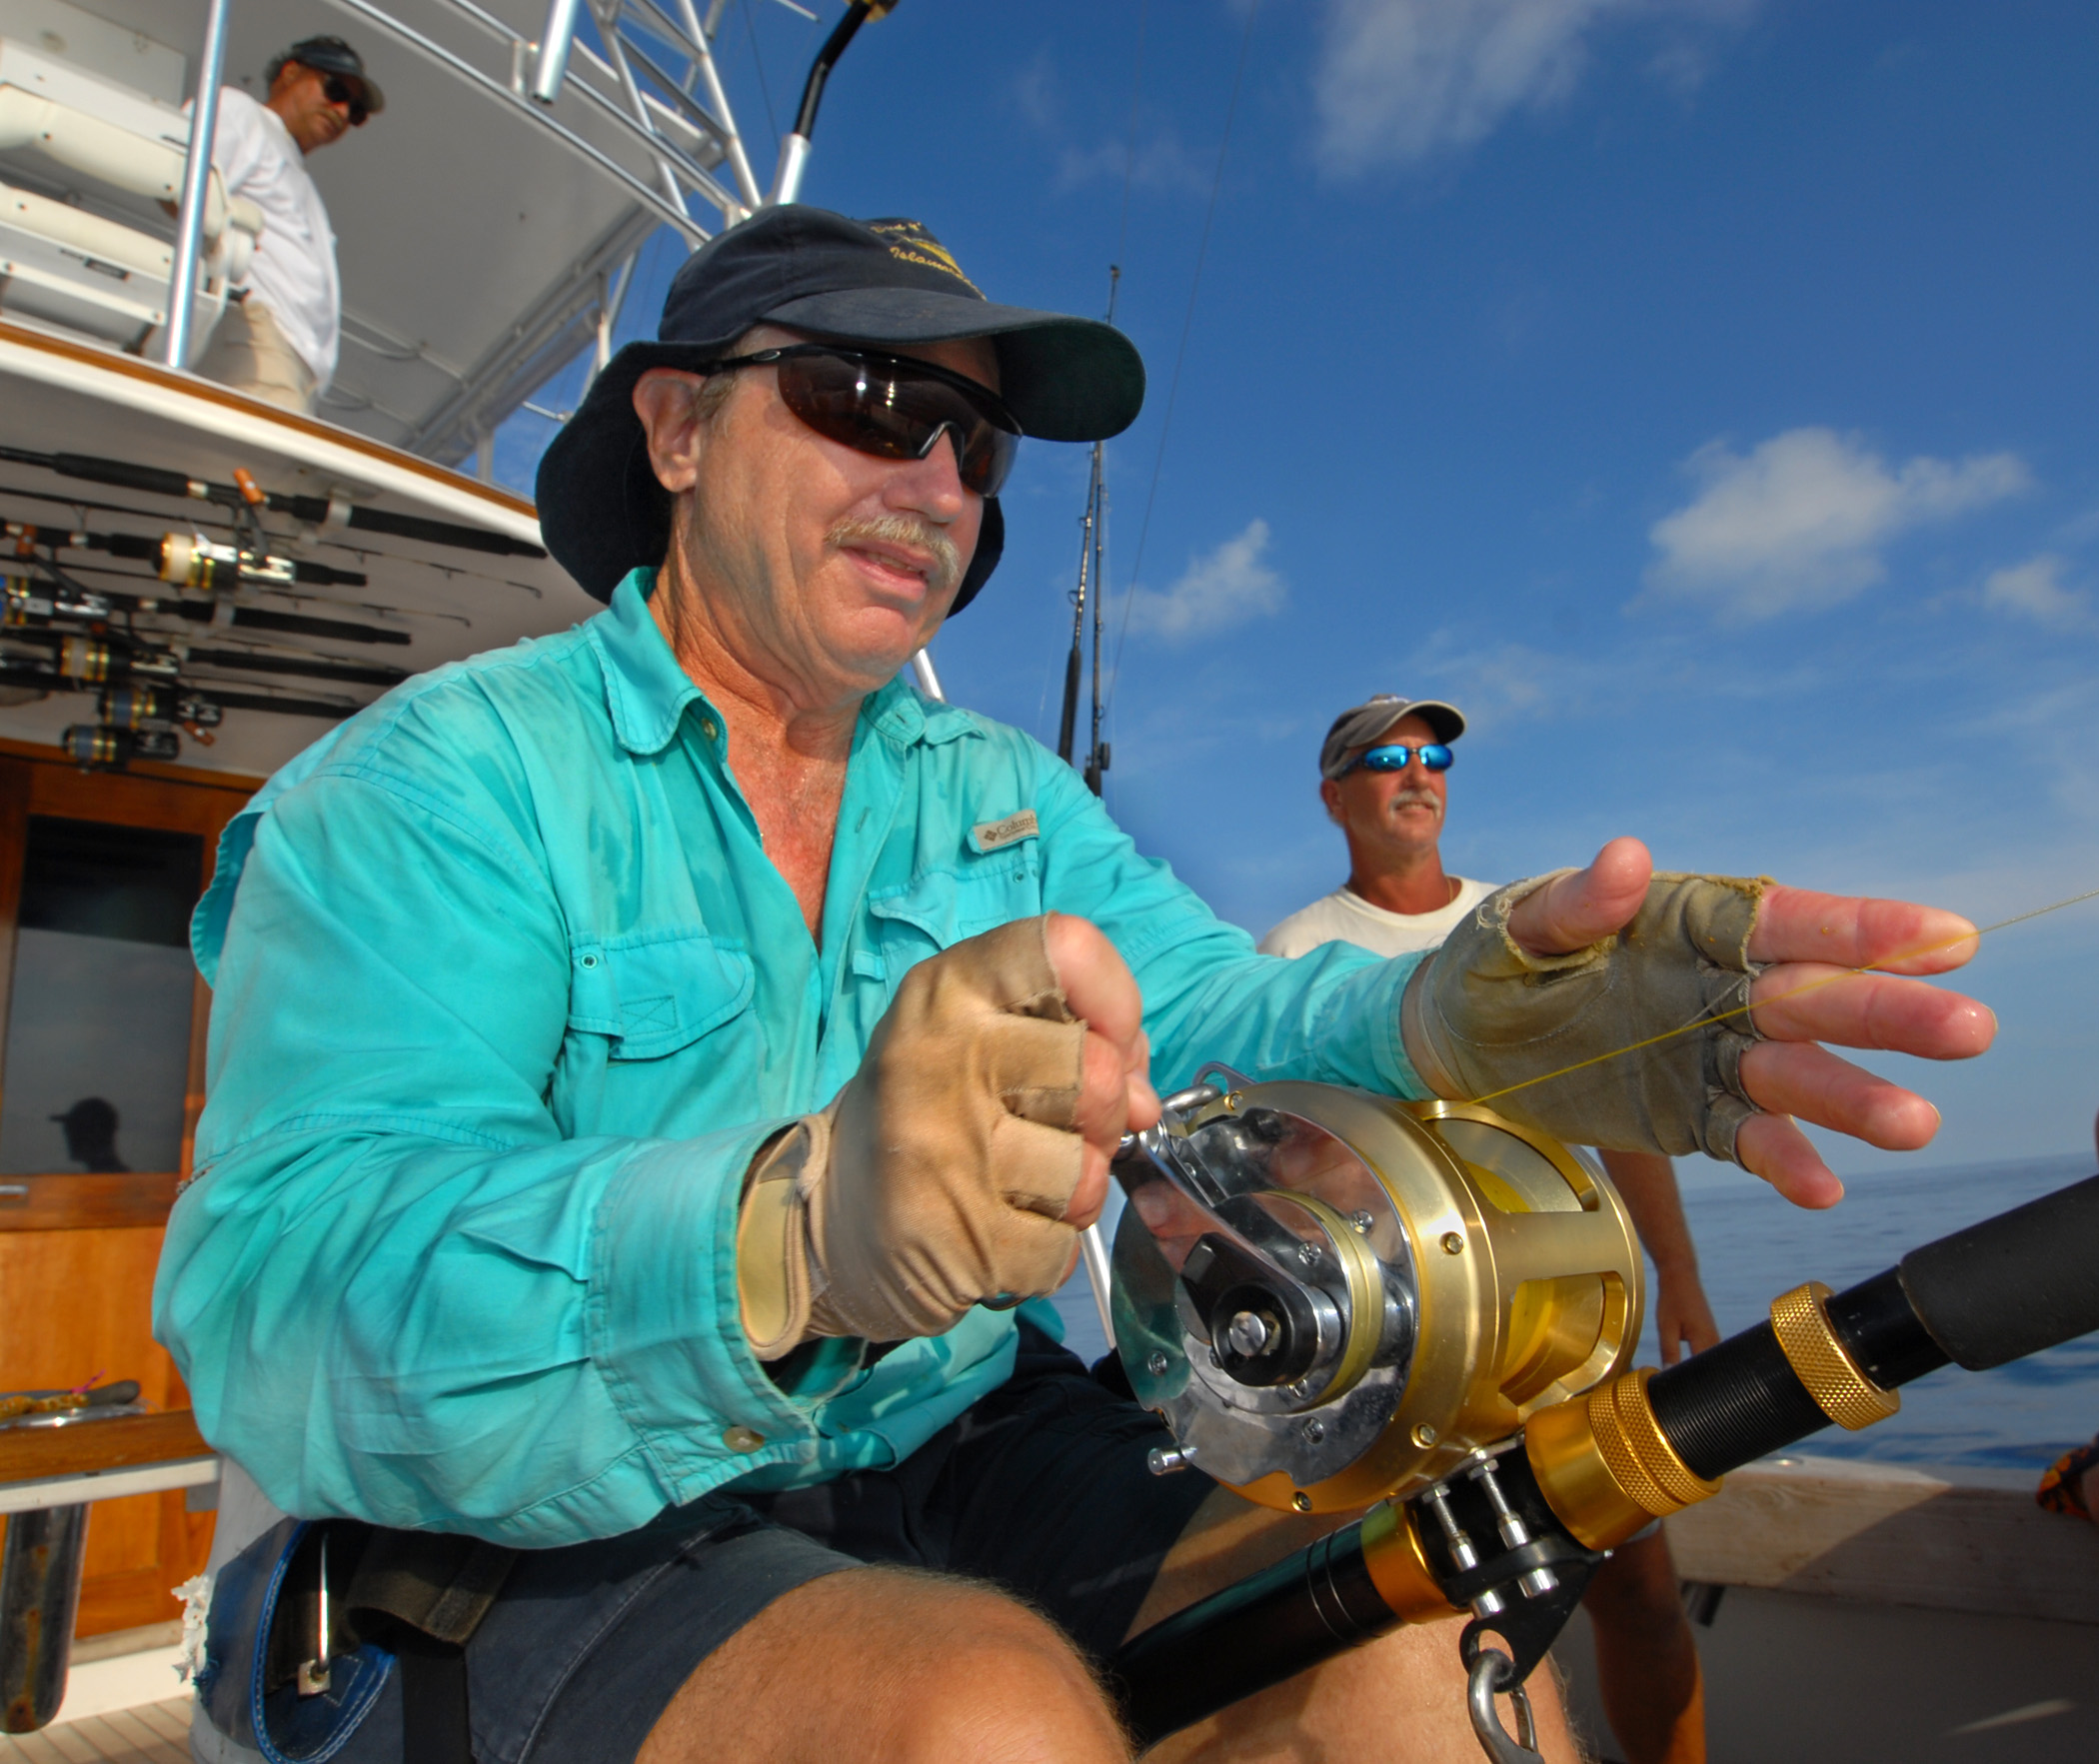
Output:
[1319, 778, 1344, 826]
[633, 369, 711, 495]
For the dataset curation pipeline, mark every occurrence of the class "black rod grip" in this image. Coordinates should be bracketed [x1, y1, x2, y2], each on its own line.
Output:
[1898, 1172, 2099, 1370]
[1646, 1321, 1829, 1481]
[48, 452, 200, 500]
[1109, 1522, 1389, 1747]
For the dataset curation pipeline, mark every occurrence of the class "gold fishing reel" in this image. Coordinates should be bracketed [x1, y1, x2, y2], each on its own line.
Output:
[1110, 1069, 1645, 1514]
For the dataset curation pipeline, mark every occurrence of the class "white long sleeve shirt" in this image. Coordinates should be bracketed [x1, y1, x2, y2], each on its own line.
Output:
[201, 88, 340, 387]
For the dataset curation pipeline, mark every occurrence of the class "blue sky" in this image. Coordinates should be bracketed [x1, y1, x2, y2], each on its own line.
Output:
[500, 0, 2099, 1182]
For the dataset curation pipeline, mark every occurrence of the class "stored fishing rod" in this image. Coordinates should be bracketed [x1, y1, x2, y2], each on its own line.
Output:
[1105, 1086, 2099, 1760]
[4, 567, 408, 649]
[0, 621, 409, 694]
[184, 647, 410, 691]
[4, 522, 370, 590]
[0, 447, 546, 560]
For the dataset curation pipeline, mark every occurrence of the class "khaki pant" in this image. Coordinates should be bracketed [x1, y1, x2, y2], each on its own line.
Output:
[188, 298, 319, 415]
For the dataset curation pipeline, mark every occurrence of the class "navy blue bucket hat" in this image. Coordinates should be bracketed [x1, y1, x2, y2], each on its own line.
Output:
[535, 207, 1145, 613]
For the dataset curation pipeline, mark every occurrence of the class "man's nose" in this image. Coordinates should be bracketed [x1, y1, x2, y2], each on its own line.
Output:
[886, 427, 969, 523]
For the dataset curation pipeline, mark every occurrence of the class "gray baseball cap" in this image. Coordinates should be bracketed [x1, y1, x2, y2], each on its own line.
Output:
[1318, 694, 1466, 780]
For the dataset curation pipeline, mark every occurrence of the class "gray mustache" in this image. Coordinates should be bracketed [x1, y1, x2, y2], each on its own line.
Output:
[1389, 790, 1442, 813]
[828, 514, 963, 598]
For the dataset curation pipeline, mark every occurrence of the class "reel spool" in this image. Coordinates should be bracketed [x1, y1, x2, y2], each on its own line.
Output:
[1111, 1069, 1645, 1513]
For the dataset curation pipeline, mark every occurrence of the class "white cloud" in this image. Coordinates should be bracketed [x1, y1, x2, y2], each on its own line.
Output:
[1982, 555, 2091, 631]
[1644, 427, 2030, 619]
[1056, 130, 1210, 198]
[1124, 519, 1286, 642]
[1311, 0, 1757, 174]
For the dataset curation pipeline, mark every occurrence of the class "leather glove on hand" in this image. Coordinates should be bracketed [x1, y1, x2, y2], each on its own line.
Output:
[1401, 870, 1768, 1163]
[739, 915, 1137, 1357]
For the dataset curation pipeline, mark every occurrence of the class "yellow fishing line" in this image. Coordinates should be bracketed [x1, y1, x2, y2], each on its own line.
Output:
[1464, 882, 2099, 1108]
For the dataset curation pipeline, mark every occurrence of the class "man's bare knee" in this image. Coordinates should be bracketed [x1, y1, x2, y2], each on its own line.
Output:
[642, 1566, 1127, 1764]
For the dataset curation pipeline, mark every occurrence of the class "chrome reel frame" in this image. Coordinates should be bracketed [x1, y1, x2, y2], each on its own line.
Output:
[1111, 1069, 1646, 1513]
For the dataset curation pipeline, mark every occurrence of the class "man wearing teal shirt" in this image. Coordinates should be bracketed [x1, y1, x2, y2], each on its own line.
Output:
[164, 209, 1992, 1764]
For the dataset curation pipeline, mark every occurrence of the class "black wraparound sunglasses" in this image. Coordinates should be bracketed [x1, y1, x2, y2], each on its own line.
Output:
[320, 75, 370, 127]
[691, 345, 1021, 496]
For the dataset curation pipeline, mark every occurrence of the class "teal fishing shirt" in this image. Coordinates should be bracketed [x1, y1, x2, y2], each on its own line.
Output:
[156, 570, 1427, 1547]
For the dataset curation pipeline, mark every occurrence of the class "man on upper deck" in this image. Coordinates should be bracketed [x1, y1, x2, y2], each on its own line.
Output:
[189, 35, 382, 413]
[161, 207, 1994, 1764]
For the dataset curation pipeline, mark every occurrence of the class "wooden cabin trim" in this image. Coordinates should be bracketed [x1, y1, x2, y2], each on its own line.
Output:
[0, 736, 264, 800]
[0, 1410, 208, 1484]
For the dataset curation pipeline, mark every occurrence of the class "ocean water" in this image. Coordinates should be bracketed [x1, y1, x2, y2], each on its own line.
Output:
[1050, 1151, 2099, 1476]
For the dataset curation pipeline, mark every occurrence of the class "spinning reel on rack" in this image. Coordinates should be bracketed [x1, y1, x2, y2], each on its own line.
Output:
[1103, 1068, 2099, 1763]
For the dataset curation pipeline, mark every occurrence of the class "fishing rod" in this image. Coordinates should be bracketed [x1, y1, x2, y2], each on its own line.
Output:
[0, 619, 410, 694]
[1101, 1079, 2099, 1761]
[0, 656, 354, 765]
[0, 482, 535, 608]
[1057, 269, 1119, 796]
[5, 520, 371, 590]
[4, 558, 409, 649]
[0, 447, 547, 560]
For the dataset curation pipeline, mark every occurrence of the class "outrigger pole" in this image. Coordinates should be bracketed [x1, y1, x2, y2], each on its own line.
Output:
[768, 1, 899, 206]
[1056, 269, 1120, 798]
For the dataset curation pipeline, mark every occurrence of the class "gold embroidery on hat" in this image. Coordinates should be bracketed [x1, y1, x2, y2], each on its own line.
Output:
[867, 220, 984, 296]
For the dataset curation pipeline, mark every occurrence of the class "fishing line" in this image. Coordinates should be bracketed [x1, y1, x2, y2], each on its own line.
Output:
[1465, 882, 2099, 1109]
[744, 0, 781, 143]
[1111, 0, 1150, 274]
[1101, 0, 1261, 730]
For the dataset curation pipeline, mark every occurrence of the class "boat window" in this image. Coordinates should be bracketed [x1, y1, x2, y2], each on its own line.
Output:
[0, 816, 204, 1175]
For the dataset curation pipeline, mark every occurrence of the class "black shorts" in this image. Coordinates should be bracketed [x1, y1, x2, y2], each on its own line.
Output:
[211, 1324, 1212, 1764]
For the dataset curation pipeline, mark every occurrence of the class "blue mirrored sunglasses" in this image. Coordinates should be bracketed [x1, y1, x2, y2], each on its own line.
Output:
[1347, 743, 1453, 776]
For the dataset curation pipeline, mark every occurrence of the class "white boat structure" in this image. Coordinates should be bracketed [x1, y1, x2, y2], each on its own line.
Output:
[0, 4, 2094, 1761]
[0, 0, 881, 780]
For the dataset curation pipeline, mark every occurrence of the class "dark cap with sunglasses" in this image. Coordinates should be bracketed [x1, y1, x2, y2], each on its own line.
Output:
[1318, 694, 1467, 781]
[270, 35, 385, 120]
[535, 206, 1145, 613]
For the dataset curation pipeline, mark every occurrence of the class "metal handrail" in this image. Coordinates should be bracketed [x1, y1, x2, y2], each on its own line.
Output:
[327, 0, 712, 241]
[162, 0, 232, 367]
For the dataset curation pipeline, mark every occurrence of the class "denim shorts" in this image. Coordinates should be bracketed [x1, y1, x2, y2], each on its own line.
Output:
[202, 1324, 1212, 1764]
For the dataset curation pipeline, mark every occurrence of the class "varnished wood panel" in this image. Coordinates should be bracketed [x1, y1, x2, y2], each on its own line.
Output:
[0, 1175, 181, 1233]
[0, 1227, 172, 1395]
[0, 1412, 207, 1483]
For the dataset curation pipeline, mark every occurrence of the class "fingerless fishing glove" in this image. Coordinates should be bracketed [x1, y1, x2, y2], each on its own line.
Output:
[1401, 872, 1769, 1162]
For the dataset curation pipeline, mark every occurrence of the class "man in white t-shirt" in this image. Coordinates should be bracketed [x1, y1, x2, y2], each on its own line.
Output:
[1258, 693, 1489, 959]
[1261, 694, 1719, 1764]
[190, 35, 383, 413]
